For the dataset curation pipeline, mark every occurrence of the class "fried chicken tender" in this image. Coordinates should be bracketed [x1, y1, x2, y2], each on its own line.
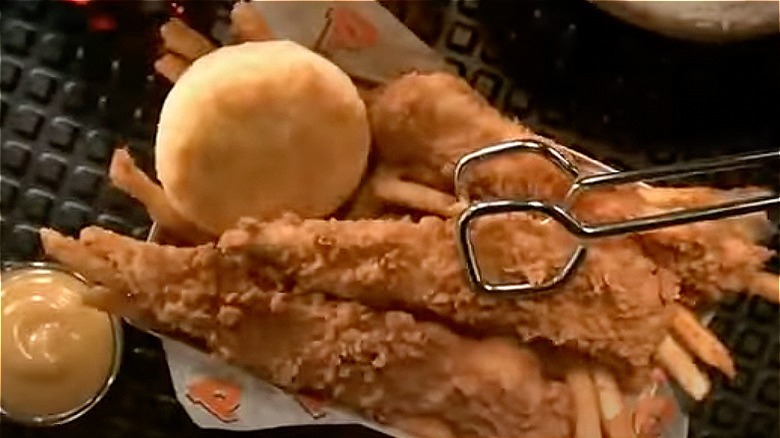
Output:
[574, 185, 777, 302]
[368, 72, 778, 303]
[367, 72, 571, 202]
[218, 214, 678, 383]
[40, 227, 573, 438]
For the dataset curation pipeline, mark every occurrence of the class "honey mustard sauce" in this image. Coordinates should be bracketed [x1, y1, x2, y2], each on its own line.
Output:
[1, 266, 119, 422]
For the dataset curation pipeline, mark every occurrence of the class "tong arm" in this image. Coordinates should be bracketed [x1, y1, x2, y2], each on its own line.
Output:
[454, 144, 779, 298]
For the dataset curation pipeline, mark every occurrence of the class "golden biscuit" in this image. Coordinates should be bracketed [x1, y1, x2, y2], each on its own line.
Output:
[156, 40, 370, 234]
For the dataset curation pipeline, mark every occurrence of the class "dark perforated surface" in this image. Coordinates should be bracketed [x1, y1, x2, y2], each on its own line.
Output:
[1, 1, 778, 437]
[0, 0, 160, 263]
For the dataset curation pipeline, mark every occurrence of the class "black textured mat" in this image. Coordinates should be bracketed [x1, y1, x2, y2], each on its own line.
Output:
[1, 1, 778, 438]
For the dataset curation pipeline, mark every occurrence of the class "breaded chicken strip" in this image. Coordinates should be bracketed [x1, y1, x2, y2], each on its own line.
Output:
[40, 227, 572, 438]
[570, 185, 777, 302]
[368, 72, 777, 303]
[218, 214, 678, 382]
[367, 72, 570, 201]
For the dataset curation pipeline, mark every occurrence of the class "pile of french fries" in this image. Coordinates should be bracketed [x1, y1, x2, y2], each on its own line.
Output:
[139, 4, 741, 438]
[155, 3, 272, 82]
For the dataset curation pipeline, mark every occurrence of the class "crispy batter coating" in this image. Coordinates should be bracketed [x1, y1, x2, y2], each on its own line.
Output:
[368, 72, 777, 303]
[40, 227, 573, 438]
[367, 72, 571, 202]
[218, 214, 678, 380]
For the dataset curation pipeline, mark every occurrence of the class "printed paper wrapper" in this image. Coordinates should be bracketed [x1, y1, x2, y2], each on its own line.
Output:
[155, 1, 690, 436]
[162, 339, 409, 436]
[223, 0, 446, 84]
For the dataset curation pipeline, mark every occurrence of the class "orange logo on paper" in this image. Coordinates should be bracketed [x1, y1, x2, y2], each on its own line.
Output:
[186, 377, 242, 423]
[320, 6, 379, 52]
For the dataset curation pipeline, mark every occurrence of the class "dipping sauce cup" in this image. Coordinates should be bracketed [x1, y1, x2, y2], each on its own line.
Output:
[1, 262, 123, 426]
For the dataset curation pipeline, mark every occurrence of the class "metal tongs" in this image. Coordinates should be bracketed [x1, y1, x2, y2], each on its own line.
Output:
[454, 139, 780, 297]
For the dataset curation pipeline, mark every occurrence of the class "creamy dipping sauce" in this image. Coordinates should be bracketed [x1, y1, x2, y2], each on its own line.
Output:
[1, 266, 119, 423]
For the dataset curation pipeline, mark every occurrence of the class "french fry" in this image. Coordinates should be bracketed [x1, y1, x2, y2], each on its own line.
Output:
[590, 365, 636, 438]
[230, 1, 275, 42]
[671, 304, 736, 378]
[372, 171, 466, 218]
[565, 363, 603, 438]
[342, 176, 388, 219]
[154, 53, 190, 83]
[655, 336, 711, 401]
[160, 18, 216, 61]
[749, 272, 780, 303]
[109, 148, 212, 243]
